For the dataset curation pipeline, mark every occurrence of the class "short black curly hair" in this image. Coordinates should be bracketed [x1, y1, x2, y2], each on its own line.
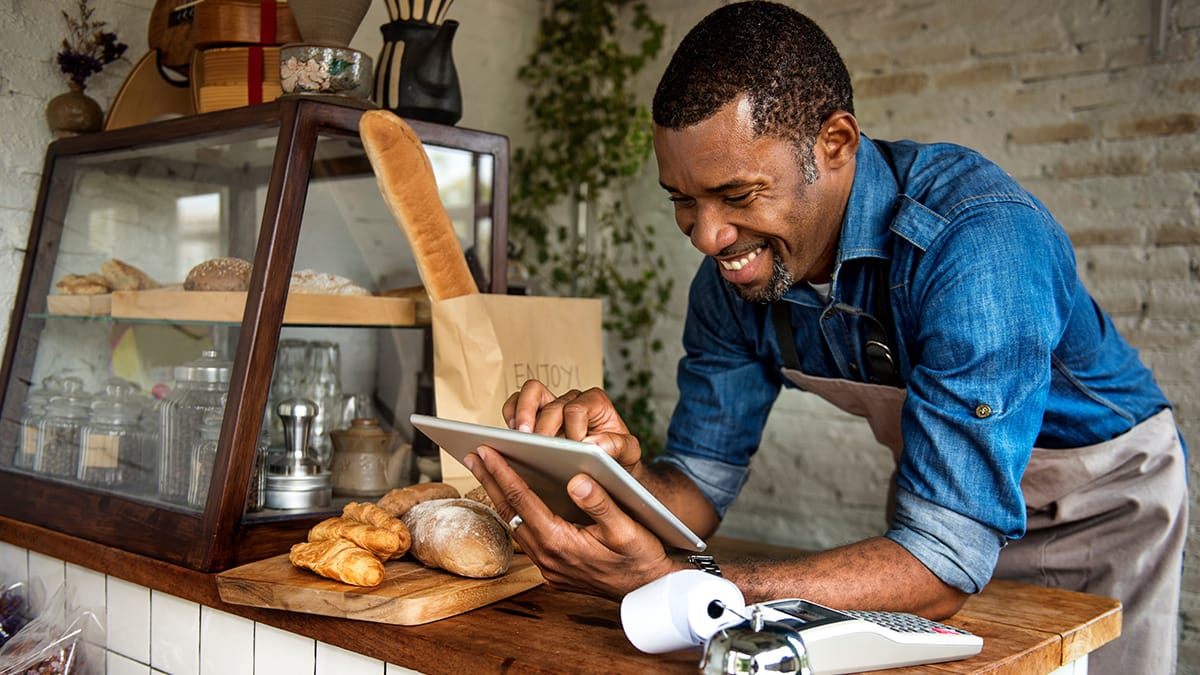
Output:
[653, 2, 853, 180]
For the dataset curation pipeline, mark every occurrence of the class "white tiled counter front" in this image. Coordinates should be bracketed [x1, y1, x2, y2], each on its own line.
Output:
[0, 542, 424, 675]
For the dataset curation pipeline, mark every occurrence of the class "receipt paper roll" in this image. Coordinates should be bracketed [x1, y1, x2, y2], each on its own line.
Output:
[621, 569, 747, 654]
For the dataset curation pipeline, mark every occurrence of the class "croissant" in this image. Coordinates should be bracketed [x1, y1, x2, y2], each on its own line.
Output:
[289, 538, 385, 587]
[342, 502, 412, 559]
[308, 517, 402, 561]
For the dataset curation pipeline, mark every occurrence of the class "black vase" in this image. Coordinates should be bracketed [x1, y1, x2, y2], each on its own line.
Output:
[374, 18, 462, 125]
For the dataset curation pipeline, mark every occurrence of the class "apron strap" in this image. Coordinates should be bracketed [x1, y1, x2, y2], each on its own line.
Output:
[772, 302, 802, 371]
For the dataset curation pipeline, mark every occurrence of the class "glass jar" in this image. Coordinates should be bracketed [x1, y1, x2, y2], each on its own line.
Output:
[266, 338, 310, 447]
[157, 349, 231, 504]
[78, 397, 140, 487]
[34, 378, 90, 479]
[187, 408, 224, 509]
[14, 375, 65, 470]
[306, 340, 342, 469]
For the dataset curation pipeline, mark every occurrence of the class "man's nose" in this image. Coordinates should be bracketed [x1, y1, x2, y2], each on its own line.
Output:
[688, 204, 738, 256]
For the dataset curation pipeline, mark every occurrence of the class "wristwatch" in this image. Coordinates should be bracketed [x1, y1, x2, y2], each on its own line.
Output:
[688, 554, 722, 577]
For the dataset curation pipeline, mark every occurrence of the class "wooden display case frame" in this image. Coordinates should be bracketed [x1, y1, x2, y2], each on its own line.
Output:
[0, 97, 508, 572]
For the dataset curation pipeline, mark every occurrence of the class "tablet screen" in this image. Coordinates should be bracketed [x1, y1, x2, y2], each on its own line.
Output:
[410, 414, 706, 552]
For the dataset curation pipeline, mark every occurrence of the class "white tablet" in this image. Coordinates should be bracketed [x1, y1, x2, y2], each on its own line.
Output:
[410, 414, 706, 552]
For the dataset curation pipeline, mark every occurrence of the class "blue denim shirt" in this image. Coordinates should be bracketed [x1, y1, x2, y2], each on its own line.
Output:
[657, 136, 1175, 594]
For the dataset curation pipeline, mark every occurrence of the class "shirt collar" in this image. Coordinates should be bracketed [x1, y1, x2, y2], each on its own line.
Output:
[835, 135, 899, 268]
[782, 135, 898, 304]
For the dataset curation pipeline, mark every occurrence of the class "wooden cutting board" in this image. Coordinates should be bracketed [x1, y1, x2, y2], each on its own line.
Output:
[216, 552, 544, 625]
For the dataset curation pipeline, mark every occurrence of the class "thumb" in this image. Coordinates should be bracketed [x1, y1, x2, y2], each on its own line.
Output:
[568, 473, 630, 532]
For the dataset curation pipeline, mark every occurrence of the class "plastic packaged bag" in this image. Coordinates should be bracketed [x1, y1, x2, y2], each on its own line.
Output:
[0, 584, 101, 675]
[0, 583, 29, 648]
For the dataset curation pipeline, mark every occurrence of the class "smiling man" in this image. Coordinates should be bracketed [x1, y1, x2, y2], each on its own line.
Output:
[463, 3, 1187, 673]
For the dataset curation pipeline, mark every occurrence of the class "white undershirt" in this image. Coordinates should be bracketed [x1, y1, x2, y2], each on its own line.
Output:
[808, 281, 832, 303]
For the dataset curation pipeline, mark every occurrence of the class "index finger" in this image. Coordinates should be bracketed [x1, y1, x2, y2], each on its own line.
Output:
[503, 379, 559, 431]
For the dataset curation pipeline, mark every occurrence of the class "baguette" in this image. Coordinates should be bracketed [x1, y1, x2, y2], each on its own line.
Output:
[377, 481, 461, 518]
[401, 498, 513, 578]
[307, 517, 402, 561]
[289, 538, 384, 587]
[342, 501, 412, 559]
[359, 110, 479, 301]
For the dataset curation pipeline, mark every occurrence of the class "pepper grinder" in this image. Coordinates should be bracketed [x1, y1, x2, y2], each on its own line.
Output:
[264, 398, 332, 509]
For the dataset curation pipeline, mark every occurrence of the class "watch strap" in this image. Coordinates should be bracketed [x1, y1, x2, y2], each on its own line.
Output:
[688, 554, 722, 577]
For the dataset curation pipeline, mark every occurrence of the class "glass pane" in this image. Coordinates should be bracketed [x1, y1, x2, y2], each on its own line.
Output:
[246, 134, 495, 521]
[0, 127, 278, 512]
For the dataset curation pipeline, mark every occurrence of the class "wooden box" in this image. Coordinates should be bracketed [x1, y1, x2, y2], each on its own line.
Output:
[191, 46, 282, 113]
[193, 0, 302, 47]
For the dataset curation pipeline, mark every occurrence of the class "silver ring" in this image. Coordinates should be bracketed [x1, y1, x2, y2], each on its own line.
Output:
[508, 514, 524, 531]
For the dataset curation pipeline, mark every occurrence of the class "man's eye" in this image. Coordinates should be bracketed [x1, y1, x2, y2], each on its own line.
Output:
[725, 192, 753, 204]
[669, 195, 694, 206]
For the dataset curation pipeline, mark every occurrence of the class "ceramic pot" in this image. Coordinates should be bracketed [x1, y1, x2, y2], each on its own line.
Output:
[288, 0, 372, 46]
[45, 82, 102, 138]
[374, 17, 462, 124]
[329, 418, 411, 497]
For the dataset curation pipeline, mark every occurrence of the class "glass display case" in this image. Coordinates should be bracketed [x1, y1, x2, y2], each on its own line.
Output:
[0, 98, 508, 571]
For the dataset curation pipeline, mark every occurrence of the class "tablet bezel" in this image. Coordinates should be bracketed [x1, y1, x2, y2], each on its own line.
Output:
[410, 414, 706, 552]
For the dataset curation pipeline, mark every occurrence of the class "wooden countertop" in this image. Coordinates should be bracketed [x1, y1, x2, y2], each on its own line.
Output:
[0, 516, 1119, 674]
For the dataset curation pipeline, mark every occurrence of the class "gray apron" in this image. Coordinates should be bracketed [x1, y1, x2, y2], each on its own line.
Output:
[780, 366, 1187, 674]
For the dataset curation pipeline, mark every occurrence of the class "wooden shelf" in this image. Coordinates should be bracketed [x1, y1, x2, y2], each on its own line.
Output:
[45, 290, 418, 326]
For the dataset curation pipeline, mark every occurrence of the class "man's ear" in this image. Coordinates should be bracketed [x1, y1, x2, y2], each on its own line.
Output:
[820, 111, 860, 170]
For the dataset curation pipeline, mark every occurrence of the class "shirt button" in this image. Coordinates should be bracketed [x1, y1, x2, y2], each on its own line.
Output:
[974, 403, 992, 419]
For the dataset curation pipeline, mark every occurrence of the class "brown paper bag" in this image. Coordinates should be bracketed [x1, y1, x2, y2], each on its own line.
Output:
[431, 293, 604, 494]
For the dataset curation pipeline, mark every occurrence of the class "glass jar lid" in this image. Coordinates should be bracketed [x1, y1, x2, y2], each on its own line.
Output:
[174, 349, 233, 384]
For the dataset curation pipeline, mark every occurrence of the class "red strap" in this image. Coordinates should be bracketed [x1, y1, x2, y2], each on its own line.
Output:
[260, 0, 277, 44]
[248, 45, 264, 105]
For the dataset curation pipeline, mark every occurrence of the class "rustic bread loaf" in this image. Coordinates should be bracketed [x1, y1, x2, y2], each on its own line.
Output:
[289, 269, 371, 296]
[307, 517, 402, 561]
[377, 481, 460, 517]
[55, 273, 110, 295]
[289, 538, 384, 587]
[184, 257, 253, 291]
[342, 501, 412, 559]
[401, 498, 513, 578]
[100, 258, 160, 291]
[358, 110, 479, 301]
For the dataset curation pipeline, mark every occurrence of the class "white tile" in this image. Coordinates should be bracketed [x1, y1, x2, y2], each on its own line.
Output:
[107, 650, 152, 675]
[65, 563, 107, 656]
[316, 641, 385, 675]
[0, 542, 27, 587]
[107, 576, 151, 663]
[150, 590, 200, 675]
[65, 563, 105, 615]
[254, 623, 315, 675]
[76, 639, 106, 675]
[27, 551, 65, 616]
[199, 606, 253, 675]
[386, 663, 428, 675]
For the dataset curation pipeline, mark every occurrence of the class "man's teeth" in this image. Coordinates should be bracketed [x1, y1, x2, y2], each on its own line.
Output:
[720, 248, 762, 271]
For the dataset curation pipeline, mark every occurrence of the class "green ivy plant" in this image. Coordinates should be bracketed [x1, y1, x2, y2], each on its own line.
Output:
[509, 0, 672, 456]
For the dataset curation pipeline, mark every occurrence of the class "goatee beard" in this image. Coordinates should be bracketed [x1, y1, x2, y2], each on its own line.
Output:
[730, 246, 794, 304]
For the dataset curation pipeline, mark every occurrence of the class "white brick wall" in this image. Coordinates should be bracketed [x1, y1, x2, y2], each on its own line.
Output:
[2, 0, 1198, 671]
